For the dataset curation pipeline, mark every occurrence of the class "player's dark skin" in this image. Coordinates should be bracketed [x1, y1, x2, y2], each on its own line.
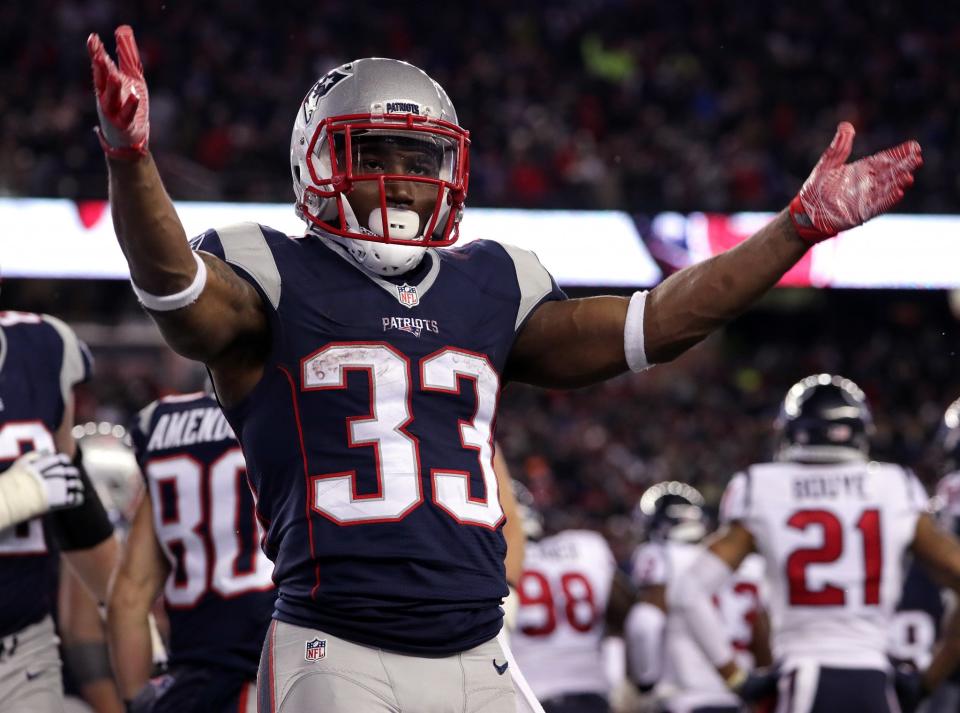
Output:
[705, 516, 960, 689]
[344, 137, 445, 231]
[105, 148, 808, 408]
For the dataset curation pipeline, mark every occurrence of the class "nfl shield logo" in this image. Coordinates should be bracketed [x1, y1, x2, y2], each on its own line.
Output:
[304, 638, 326, 662]
[396, 283, 419, 308]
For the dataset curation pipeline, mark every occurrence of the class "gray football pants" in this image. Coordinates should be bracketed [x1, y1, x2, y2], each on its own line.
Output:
[0, 615, 64, 713]
[257, 621, 544, 713]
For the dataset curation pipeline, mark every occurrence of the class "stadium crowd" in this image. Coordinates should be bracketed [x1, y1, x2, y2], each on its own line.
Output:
[2, 0, 958, 212]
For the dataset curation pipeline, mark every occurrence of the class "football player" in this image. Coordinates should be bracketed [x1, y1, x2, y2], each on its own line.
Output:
[919, 396, 960, 711]
[87, 24, 921, 712]
[0, 310, 119, 712]
[60, 426, 146, 713]
[107, 392, 275, 713]
[509, 482, 635, 713]
[626, 481, 769, 713]
[672, 375, 960, 712]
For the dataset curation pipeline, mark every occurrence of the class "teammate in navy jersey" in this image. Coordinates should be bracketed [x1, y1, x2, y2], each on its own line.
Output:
[0, 310, 119, 712]
[107, 392, 274, 713]
[88, 24, 921, 713]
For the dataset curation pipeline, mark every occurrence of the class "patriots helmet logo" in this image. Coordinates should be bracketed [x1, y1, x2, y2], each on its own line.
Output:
[302, 69, 351, 124]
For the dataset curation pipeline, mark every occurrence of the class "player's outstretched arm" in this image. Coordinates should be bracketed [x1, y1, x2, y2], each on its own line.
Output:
[106, 495, 170, 701]
[87, 27, 267, 365]
[509, 124, 921, 388]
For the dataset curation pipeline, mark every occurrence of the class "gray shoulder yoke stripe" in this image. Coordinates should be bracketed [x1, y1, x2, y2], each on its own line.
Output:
[137, 400, 161, 437]
[217, 223, 282, 310]
[498, 243, 554, 331]
[41, 314, 84, 405]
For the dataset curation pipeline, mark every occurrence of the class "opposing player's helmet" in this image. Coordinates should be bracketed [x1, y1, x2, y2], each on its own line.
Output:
[634, 481, 708, 543]
[74, 422, 142, 531]
[511, 479, 544, 540]
[775, 374, 873, 463]
[290, 58, 470, 276]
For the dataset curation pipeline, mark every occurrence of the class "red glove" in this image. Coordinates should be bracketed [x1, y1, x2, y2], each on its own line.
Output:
[789, 122, 922, 245]
[87, 25, 149, 160]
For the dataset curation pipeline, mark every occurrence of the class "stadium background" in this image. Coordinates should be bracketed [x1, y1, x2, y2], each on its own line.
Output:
[2, 0, 959, 567]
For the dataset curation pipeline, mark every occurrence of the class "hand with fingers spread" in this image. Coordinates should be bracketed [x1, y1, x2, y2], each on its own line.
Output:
[87, 25, 150, 160]
[789, 122, 922, 245]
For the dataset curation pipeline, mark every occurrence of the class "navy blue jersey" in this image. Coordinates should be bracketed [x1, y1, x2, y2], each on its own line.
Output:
[889, 559, 942, 670]
[131, 393, 275, 675]
[0, 311, 91, 637]
[192, 224, 566, 654]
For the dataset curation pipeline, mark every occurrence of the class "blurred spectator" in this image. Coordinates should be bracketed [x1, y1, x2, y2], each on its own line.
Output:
[1, 0, 957, 212]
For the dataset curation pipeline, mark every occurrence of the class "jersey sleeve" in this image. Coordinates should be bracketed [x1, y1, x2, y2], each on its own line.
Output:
[129, 400, 160, 471]
[496, 243, 567, 334]
[40, 314, 93, 404]
[191, 223, 282, 311]
[719, 472, 750, 525]
[631, 543, 668, 587]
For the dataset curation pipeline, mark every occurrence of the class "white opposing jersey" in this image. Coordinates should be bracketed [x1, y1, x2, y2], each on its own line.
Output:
[630, 541, 765, 710]
[721, 460, 926, 669]
[511, 530, 617, 702]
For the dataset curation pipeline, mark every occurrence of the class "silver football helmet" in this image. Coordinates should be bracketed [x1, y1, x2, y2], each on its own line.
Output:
[633, 481, 708, 544]
[291, 58, 470, 276]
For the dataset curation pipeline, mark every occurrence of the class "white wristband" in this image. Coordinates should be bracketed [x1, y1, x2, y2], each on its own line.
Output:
[131, 252, 208, 312]
[624, 290, 650, 372]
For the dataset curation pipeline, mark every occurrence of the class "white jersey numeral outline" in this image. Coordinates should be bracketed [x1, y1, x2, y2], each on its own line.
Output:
[0, 421, 54, 554]
[147, 448, 273, 607]
[300, 343, 503, 528]
[422, 348, 502, 528]
[302, 343, 422, 524]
